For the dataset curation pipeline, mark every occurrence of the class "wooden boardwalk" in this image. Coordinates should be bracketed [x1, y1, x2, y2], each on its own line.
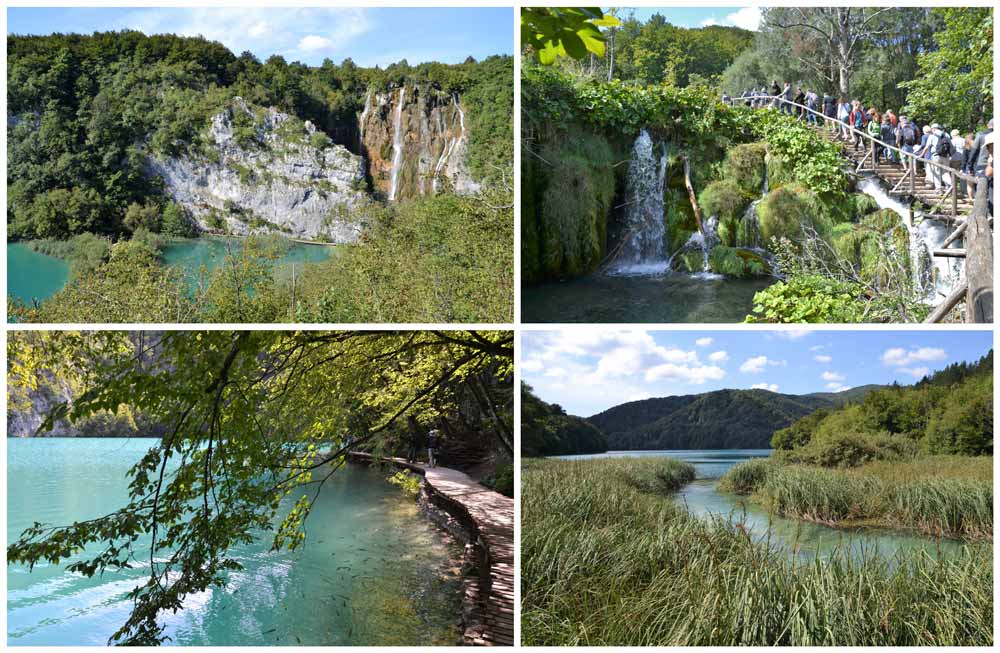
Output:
[346, 453, 514, 646]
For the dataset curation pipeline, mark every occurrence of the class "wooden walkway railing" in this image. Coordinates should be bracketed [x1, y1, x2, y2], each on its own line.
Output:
[346, 452, 514, 646]
[725, 95, 993, 323]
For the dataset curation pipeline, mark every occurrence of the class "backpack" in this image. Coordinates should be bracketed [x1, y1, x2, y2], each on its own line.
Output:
[936, 135, 953, 157]
[901, 125, 918, 146]
[853, 111, 865, 129]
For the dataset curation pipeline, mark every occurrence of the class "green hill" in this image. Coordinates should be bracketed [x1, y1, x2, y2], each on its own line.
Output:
[588, 386, 883, 450]
[522, 383, 608, 456]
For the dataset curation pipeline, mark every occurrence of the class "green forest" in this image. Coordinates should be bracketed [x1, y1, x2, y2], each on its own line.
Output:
[521, 383, 607, 456]
[771, 349, 993, 461]
[521, 7, 993, 323]
[7, 31, 514, 323]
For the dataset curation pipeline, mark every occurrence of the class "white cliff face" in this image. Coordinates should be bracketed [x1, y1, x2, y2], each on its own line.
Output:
[149, 98, 369, 242]
[360, 86, 480, 200]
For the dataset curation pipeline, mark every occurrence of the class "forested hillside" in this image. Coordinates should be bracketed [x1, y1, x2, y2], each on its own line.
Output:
[521, 383, 608, 456]
[773, 350, 993, 458]
[588, 386, 880, 450]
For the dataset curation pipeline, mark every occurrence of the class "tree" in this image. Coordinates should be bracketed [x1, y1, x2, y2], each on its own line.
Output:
[764, 7, 893, 97]
[521, 7, 621, 65]
[6, 330, 513, 644]
[901, 7, 993, 131]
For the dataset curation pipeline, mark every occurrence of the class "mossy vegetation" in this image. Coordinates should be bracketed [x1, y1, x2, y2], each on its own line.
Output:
[709, 245, 769, 278]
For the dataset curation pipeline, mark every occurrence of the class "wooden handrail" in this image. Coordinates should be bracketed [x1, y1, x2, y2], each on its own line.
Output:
[725, 95, 978, 184]
[964, 179, 993, 323]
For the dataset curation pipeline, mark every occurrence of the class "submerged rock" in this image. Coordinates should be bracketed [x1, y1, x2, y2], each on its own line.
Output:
[149, 97, 369, 242]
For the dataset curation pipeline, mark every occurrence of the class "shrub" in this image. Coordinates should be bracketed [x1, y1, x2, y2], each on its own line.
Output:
[709, 245, 768, 278]
[776, 432, 919, 468]
[718, 457, 773, 494]
[723, 142, 768, 193]
[161, 202, 199, 238]
[746, 274, 865, 323]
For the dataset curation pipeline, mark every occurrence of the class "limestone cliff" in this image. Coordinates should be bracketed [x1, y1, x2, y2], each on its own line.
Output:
[359, 85, 480, 201]
[149, 98, 369, 242]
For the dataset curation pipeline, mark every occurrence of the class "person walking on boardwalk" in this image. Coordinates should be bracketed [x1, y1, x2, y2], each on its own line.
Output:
[427, 428, 440, 468]
[880, 115, 896, 163]
[781, 82, 794, 115]
[837, 97, 851, 141]
[867, 112, 883, 165]
[770, 80, 780, 109]
[930, 124, 952, 192]
[793, 87, 806, 119]
[822, 92, 837, 132]
[949, 129, 967, 197]
[406, 425, 421, 464]
[804, 89, 819, 125]
[968, 118, 994, 179]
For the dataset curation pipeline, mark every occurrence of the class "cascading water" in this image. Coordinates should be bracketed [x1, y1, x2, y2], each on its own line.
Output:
[611, 129, 669, 275]
[358, 91, 372, 143]
[432, 95, 465, 194]
[857, 176, 963, 304]
[387, 87, 406, 201]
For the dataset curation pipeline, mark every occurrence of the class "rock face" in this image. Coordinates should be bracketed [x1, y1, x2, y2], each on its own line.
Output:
[359, 85, 480, 201]
[150, 98, 369, 242]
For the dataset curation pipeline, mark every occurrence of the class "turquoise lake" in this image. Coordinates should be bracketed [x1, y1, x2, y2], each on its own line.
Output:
[557, 449, 969, 560]
[6, 238, 336, 309]
[7, 438, 462, 646]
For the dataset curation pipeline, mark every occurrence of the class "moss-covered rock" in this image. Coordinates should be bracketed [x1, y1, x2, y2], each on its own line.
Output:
[709, 245, 770, 278]
[832, 209, 911, 289]
[530, 132, 616, 279]
[723, 142, 768, 194]
[674, 249, 707, 273]
[757, 183, 833, 243]
[699, 179, 750, 247]
[852, 192, 881, 217]
[765, 152, 796, 189]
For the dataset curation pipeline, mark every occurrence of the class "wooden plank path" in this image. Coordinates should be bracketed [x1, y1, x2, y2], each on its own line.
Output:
[346, 452, 514, 646]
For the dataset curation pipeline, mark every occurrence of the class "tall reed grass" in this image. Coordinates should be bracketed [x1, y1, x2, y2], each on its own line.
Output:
[720, 457, 993, 540]
[522, 457, 992, 646]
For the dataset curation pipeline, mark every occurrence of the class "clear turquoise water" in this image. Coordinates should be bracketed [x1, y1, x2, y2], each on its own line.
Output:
[558, 449, 967, 560]
[6, 243, 70, 306]
[6, 238, 336, 308]
[522, 274, 773, 323]
[7, 438, 461, 646]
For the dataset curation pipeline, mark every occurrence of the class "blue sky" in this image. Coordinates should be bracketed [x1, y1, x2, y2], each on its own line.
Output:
[522, 330, 993, 416]
[615, 7, 762, 31]
[7, 7, 513, 67]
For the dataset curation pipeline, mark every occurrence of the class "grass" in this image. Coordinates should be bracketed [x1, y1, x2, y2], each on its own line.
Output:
[720, 456, 993, 540]
[522, 457, 992, 646]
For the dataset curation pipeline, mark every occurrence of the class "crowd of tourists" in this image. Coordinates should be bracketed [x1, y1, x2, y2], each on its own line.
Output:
[730, 83, 993, 203]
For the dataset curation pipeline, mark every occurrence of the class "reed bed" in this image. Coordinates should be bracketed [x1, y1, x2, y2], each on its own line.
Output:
[720, 457, 993, 540]
[522, 457, 992, 646]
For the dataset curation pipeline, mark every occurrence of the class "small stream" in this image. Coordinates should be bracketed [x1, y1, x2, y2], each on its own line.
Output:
[557, 449, 967, 560]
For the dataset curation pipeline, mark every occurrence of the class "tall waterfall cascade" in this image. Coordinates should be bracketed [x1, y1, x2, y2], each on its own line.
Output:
[857, 177, 963, 304]
[611, 129, 669, 275]
[387, 87, 406, 201]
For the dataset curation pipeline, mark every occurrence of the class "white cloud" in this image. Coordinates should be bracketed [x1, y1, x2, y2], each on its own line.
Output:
[899, 366, 930, 378]
[751, 382, 779, 392]
[298, 34, 335, 52]
[821, 371, 845, 382]
[740, 355, 781, 374]
[628, 392, 653, 403]
[543, 367, 567, 378]
[645, 363, 725, 384]
[809, 345, 826, 352]
[248, 21, 269, 38]
[814, 355, 832, 363]
[725, 6, 762, 31]
[700, 18, 719, 27]
[825, 382, 850, 392]
[695, 337, 714, 347]
[709, 350, 729, 362]
[881, 347, 947, 367]
[521, 359, 543, 373]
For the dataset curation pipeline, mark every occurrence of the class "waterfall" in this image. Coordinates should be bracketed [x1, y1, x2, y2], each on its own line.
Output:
[857, 176, 963, 304]
[358, 91, 372, 144]
[432, 94, 465, 194]
[387, 87, 406, 201]
[611, 129, 669, 275]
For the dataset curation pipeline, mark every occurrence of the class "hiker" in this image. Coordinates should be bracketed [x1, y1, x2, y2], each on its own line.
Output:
[968, 118, 994, 178]
[770, 80, 780, 109]
[406, 426, 421, 463]
[917, 125, 935, 187]
[793, 87, 806, 119]
[822, 92, 837, 132]
[897, 116, 920, 168]
[930, 124, 953, 192]
[884, 109, 898, 128]
[850, 100, 867, 151]
[781, 82, 794, 115]
[880, 114, 897, 163]
[867, 112, 882, 165]
[985, 132, 993, 210]
[427, 428, 440, 468]
[949, 129, 967, 197]
[837, 97, 851, 140]
[962, 133, 977, 199]
[804, 89, 819, 125]
[722, 92, 731, 105]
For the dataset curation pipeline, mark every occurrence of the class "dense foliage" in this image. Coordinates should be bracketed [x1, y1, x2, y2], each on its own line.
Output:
[772, 350, 993, 457]
[7, 330, 513, 644]
[520, 383, 607, 457]
[522, 456, 992, 645]
[586, 387, 876, 450]
[8, 30, 512, 240]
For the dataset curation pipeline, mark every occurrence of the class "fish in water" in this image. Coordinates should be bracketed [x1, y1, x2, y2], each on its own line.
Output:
[263, 628, 277, 635]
